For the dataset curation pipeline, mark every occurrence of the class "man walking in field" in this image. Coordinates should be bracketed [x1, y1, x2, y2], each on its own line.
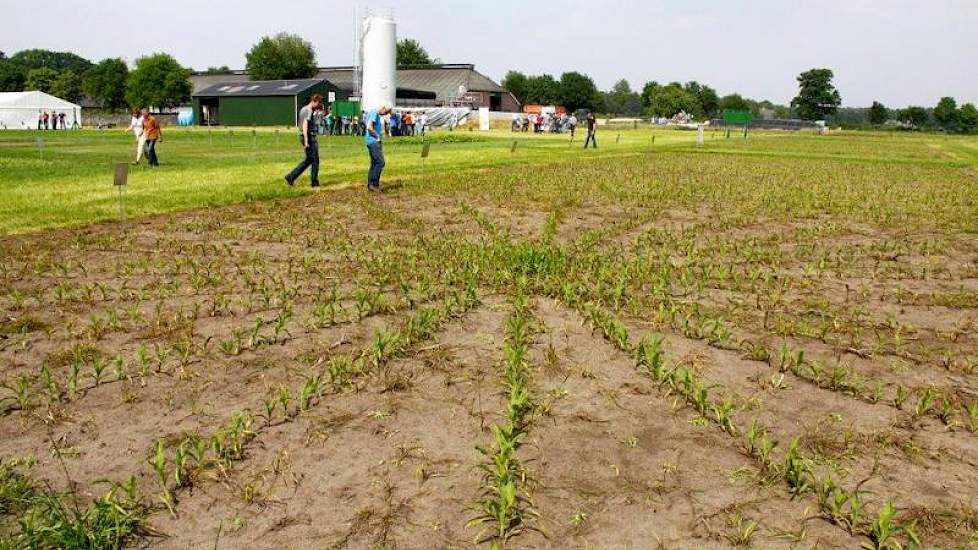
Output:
[284, 94, 323, 188]
[142, 108, 162, 167]
[364, 103, 392, 192]
[584, 112, 597, 149]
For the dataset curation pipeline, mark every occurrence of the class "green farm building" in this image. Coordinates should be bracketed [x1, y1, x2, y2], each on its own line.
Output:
[192, 79, 346, 126]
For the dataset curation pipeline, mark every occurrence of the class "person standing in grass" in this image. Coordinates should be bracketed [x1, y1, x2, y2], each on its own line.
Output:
[142, 108, 162, 167]
[364, 103, 392, 192]
[417, 112, 428, 136]
[584, 112, 597, 149]
[127, 109, 146, 165]
[284, 94, 323, 188]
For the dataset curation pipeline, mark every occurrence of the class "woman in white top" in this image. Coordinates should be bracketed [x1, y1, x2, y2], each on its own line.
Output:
[126, 109, 145, 164]
[417, 112, 428, 136]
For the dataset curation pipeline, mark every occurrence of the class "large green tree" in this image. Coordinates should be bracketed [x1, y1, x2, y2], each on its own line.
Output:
[501, 71, 529, 104]
[718, 93, 751, 113]
[9, 49, 93, 74]
[644, 82, 696, 118]
[125, 53, 192, 110]
[522, 74, 560, 105]
[898, 106, 929, 129]
[558, 71, 599, 112]
[83, 58, 129, 109]
[933, 96, 958, 131]
[683, 81, 719, 118]
[958, 103, 978, 134]
[868, 101, 888, 125]
[603, 79, 643, 116]
[0, 59, 25, 91]
[396, 39, 437, 65]
[49, 70, 82, 102]
[640, 81, 659, 110]
[25, 67, 58, 92]
[791, 68, 841, 120]
[245, 33, 317, 81]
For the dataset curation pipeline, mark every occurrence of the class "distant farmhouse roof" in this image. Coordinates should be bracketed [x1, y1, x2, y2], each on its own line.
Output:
[189, 64, 512, 107]
[315, 64, 506, 98]
[193, 79, 332, 97]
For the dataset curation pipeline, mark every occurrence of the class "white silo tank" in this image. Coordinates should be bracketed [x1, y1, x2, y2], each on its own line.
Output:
[360, 12, 397, 111]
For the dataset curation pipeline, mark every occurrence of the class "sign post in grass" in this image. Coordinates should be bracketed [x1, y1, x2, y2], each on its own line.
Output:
[420, 142, 430, 183]
[113, 162, 128, 217]
[616, 132, 621, 144]
[511, 141, 518, 154]
[35, 137, 44, 159]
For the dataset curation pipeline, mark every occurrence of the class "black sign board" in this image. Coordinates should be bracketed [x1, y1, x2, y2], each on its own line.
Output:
[113, 163, 128, 186]
[421, 143, 431, 158]
[511, 141, 518, 153]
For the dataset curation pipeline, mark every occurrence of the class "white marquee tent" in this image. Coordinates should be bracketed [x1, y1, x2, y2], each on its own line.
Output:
[0, 91, 82, 130]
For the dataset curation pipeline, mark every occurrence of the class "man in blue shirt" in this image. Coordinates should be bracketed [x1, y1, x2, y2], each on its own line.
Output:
[365, 103, 393, 192]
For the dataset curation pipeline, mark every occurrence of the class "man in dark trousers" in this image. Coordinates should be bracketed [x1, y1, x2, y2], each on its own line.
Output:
[364, 103, 392, 192]
[584, 112, 597, 149]
[285, 94, 323, 188]
[142, 108, 162, 166]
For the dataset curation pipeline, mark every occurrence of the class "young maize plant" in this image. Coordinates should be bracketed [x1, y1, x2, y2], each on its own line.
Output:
[744, 420, 778, 472]
[471, 280, 536, 544]
[914, 386, 937, 419]
[967, 401, 978, 434]
[635, 334, 666, 382]
[712, 396, 739, 436]
[863, 501, 920, 550]
[783, 438, 813, 497]
[150, 440, 175, 517]
[586, 305, 630, 350]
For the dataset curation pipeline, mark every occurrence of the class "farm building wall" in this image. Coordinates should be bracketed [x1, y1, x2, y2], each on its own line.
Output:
[193, 81, 337, 127]
[215, 96, 295, 126]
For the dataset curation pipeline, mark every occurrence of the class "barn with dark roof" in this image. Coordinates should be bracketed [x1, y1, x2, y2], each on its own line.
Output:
[191, 79, 341, 126]
[189, 64, 520, 114]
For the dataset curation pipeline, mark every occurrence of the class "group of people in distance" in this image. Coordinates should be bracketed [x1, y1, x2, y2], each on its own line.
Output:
[513, 111, 598, 148]
[37, 110, 74, 130]
[314, 108, 428, 138]
[125, 108, 162, 167]
[285, 94, 393, 192]
[387, 110, 427, 137]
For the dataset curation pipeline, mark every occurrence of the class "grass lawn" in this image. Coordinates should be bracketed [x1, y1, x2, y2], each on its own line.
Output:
[0, 125, 693, 234]
[3, 125, 974, 235]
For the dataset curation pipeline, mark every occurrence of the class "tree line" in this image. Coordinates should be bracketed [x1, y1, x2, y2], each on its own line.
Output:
[0, 49, 192, 111]
[503, 67, 977, 133]
[0, 33, 440, 110]
[502, 68, 840, 120]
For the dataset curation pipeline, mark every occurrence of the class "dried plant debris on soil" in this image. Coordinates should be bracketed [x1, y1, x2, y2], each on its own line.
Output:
[2, 139, 978, 548]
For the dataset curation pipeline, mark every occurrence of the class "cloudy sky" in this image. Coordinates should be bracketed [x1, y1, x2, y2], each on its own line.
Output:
[4, 0, 976, 107]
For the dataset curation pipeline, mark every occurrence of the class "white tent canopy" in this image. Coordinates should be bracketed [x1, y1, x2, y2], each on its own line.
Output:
[0, 91, 82, 130]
